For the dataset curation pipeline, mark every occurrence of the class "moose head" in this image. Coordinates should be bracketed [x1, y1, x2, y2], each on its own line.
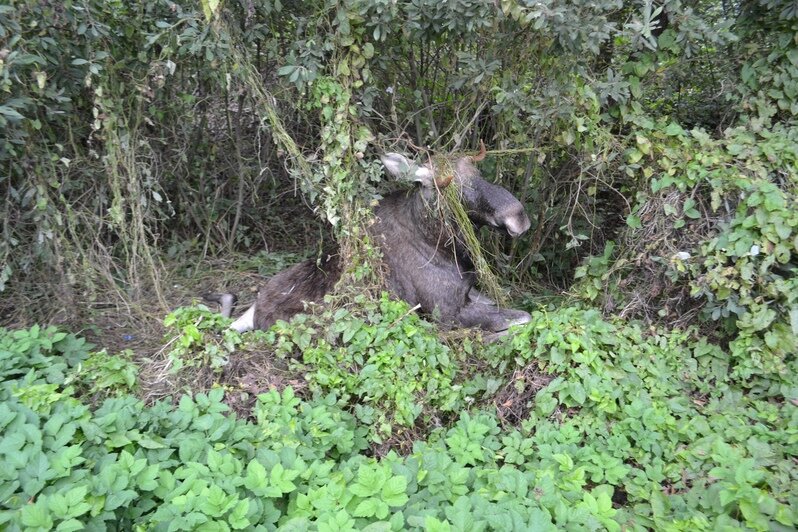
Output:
[380, 143, 531, 239]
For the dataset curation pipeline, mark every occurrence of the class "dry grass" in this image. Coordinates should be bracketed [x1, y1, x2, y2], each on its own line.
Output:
[140, 331, 307, 418]
[130, 252, 311, 411]
[441, 181, 507, 307]
[601, 188, 731, 330]
[369, 425, 431, 458]
[493, 363, 555, 428]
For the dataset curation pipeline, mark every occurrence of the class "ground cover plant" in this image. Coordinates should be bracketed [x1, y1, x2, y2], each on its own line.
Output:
[2, 305, 797, 530]
[2, 0, 797, 530]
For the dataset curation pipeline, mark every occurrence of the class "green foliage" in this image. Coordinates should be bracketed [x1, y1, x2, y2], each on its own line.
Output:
[737, 0, 798, 127]
[163, 305, 243, 373]
[483, 307, 798, 531]
[3, 1, 798, 529]
[69, 349, 139, 399]
[2, 0, 764, 313]
[572, 241, 616, 301]
[5, 301, 798, 531]
[584, 115, 798, 391]
[697, 163, 797, 387]
[0, 325, 90, 394]
[254, 387, 368, 460]
[269, 295, 466, 441]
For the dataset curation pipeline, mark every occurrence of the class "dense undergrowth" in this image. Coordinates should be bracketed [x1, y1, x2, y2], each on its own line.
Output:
[3, 0, 798, 530]
[2, 297, 797, 531]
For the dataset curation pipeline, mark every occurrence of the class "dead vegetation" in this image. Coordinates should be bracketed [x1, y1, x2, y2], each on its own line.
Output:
[493, 362, 555, 428]
[141, 334, 308, 419]
[599, 188, 733, 331]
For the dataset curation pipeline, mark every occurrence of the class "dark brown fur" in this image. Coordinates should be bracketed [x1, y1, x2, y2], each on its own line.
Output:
[247, 153, 531, 333]
[252, 254, 341, 330]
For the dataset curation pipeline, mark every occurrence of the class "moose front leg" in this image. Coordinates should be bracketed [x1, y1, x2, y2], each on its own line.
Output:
[468, 288, 497, 306]
[456, 300, 531, 334]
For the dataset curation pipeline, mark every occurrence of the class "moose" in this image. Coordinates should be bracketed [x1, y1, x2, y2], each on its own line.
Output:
[208, 144, 532, 334]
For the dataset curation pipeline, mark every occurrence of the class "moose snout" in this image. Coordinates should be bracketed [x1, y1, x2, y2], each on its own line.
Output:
[502, 207, 531, 238]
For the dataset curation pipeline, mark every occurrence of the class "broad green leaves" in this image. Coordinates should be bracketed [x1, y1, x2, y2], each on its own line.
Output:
[4, 296, 798, 532]
[244, 461, 298, 498]
[277, 295, 464, 442]
[349, 464, 408, 519]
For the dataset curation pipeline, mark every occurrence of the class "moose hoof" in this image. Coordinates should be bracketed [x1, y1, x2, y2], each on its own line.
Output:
[506, 312, 531, 328]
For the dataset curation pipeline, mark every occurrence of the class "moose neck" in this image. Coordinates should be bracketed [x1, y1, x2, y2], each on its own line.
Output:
[409, 187, 475, 269]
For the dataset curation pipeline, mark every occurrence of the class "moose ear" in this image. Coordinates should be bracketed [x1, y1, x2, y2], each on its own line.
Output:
[381, 153, 434, 187]
[380, 153, 413, 177]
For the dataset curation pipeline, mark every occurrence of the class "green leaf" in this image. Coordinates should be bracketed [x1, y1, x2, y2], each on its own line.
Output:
[105, 489, 137, 512]
[270, 463, 297, 494]
[625, 148, 643, 164]
[424, 516, 452, 532]
[664, 122, 685, 136]
[739, 499, 769, 530]
[49, 493, 70, 518]
[201, 0, 221, 21]
[764, 191, 785, 211]
[136, 465, 160, 491]
[353, 498, 379, 517]
[650, 489, 669, 518]
[228, 499, 250, 529]
[381, 476, 408, 507]
[21, 503, 53, 529]
[0, 105, 25, 120]
[569, 383, 586, 405]
[718, 489, 736, 507]
[56, 519, 84, 532]
[350, 466, 382, 498]
[138, 436, 167, 449]
[527, 508, 556, 530]
[361, 523, 391, 532]
[63, 485, 88, 509]
[774, 503, 794, 526]
[583, 492, 599, 513]
[774, 219, 792, 239]
[318, 510, 355, 532]
[244, 460, 268, 492]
